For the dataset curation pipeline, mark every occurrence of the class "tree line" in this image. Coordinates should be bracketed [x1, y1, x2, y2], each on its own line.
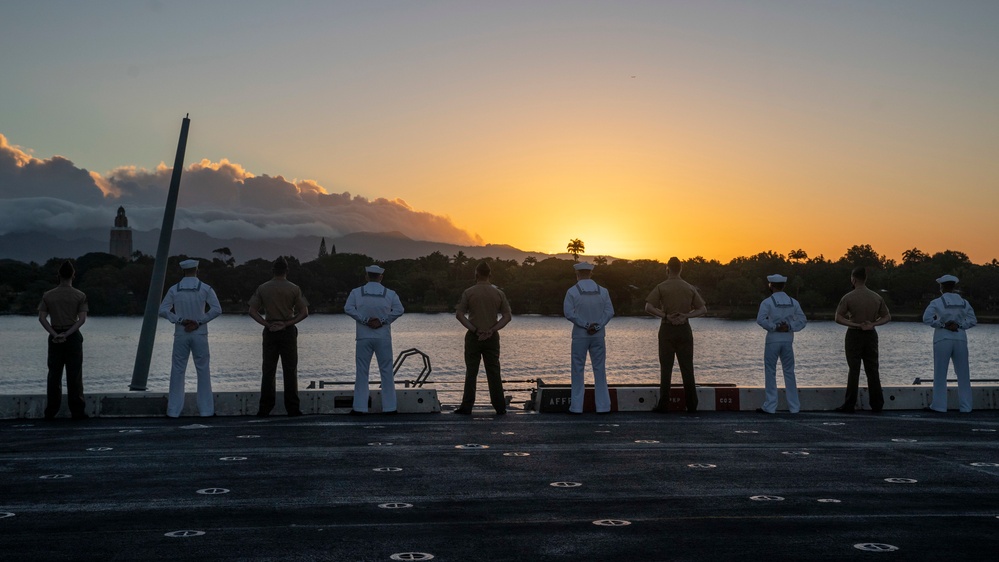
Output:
[2, 244, 997, 319]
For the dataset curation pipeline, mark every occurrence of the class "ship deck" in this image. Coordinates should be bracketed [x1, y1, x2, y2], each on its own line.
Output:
[2, 409, 998, 561]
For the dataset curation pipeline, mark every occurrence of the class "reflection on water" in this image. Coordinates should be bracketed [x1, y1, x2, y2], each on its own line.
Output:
[2, 315, 997, 403]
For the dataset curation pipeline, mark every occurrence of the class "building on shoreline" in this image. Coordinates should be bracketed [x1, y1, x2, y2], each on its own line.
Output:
[109, 206, 133, 259]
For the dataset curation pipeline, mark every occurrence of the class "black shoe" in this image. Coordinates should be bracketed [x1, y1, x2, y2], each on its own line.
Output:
[71, 413, 90, 420]
[756, 408, 773, 414]
[452, 408, 472, 415]
[255, 411, 270, 418]
[652, 403, 670, 413]
[381, 410, 398, 415]
[495, 410, 506, 415]
[349, 409, 366, 416]
[287, 410, 303, 417]
[567, 410, 583, 415]
[834, 405, 855, 413]
[596, 411, 612, 415]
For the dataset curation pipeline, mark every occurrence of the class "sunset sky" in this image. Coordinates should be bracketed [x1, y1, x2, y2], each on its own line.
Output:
[2, 1, 998, 263]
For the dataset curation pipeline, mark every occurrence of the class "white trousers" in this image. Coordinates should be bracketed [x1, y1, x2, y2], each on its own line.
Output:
[569, 337, 610, 413]
[930, 339, 972, 413]
[354, 338, 397, 412]
[167, 332, 214, 417]
[762, 341, 799, 413]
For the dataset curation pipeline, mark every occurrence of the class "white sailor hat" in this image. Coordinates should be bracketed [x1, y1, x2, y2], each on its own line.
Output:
[766, 274, 787, 283]
[179, 259, 199, 270]
[936, 274, 959, 284]
[573, 262, 595, 270]
[365, 265, 385, 274]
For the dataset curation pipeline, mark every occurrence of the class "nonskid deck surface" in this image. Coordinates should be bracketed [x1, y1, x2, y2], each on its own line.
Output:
[2, 410, 998, 561]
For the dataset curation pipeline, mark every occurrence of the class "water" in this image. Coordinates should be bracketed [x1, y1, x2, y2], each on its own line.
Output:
[3, 315, 997, 404]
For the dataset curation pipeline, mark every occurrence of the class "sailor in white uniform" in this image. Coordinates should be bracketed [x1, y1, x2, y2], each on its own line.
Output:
[158, 259, 222, 417]
[344, 265, 405, 414]
[563, 262, 615, 414]
[755, 274, 806, 414]
[922, 274, 977, 413]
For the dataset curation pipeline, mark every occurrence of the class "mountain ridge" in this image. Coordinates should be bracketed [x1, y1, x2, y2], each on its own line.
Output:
[0, 229, 615, 264]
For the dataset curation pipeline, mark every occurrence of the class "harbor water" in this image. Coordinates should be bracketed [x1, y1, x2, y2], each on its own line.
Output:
[2, 315, 997, 404]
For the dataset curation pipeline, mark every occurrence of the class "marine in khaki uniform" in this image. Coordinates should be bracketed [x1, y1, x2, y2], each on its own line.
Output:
[248, 257, 309, 417]
[454, 262, 513, 415]
[37, 260, 89, 420]
[644, 257, 707, 413]
[834, 266, 890, 413]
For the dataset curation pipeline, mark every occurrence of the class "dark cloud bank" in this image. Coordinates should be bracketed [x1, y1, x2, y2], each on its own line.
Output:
[0, 133, 483, 249]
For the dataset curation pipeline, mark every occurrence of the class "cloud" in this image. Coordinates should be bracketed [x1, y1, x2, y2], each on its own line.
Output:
[0, 134, 105, 204]
[0, 133, 483, 245]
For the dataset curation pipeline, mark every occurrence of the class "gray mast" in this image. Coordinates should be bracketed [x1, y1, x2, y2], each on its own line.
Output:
[129, 115, 191, 391]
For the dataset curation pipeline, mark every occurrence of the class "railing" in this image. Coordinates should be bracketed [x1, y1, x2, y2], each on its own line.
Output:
[305, 347, 434, 389]
[911, 377, 999, 385]
[395, 348, 432, 388]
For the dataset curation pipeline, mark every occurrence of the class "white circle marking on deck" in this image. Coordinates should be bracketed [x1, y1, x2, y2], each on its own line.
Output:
[884, 478, 917, 484]
[196, 488, 230, 495]
[219, 457, 247, 461]
[817, 499, 842, 503]
[550, 482, 582, 488]
[378, 503, 413, 509]
[688, 463, 717, 469]
[86, 447, 113, 452]
[455, 444, 489, 449]
[390, 553, 434, 561]
[854, 543, 899, 552]
[750, 495, 784, 501]
[593, 519, 631, 526]
[165, 530, 205, 538]
[373, 467, 404, 472]
[970, 462, 999, 467]
[39, 474, 71, 479]
[503, 452, 530, 457]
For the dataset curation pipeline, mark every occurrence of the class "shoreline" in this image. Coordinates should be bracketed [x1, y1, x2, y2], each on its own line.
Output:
[5, 383, 998, 419]
[3, 310, 997, 323]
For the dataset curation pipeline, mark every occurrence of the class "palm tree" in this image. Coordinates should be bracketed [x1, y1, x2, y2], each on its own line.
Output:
[788, 249, 808, 263]
[566, 239, 585, 262]
[212, 247, 235, 268]
[594, 256, 608, 266]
